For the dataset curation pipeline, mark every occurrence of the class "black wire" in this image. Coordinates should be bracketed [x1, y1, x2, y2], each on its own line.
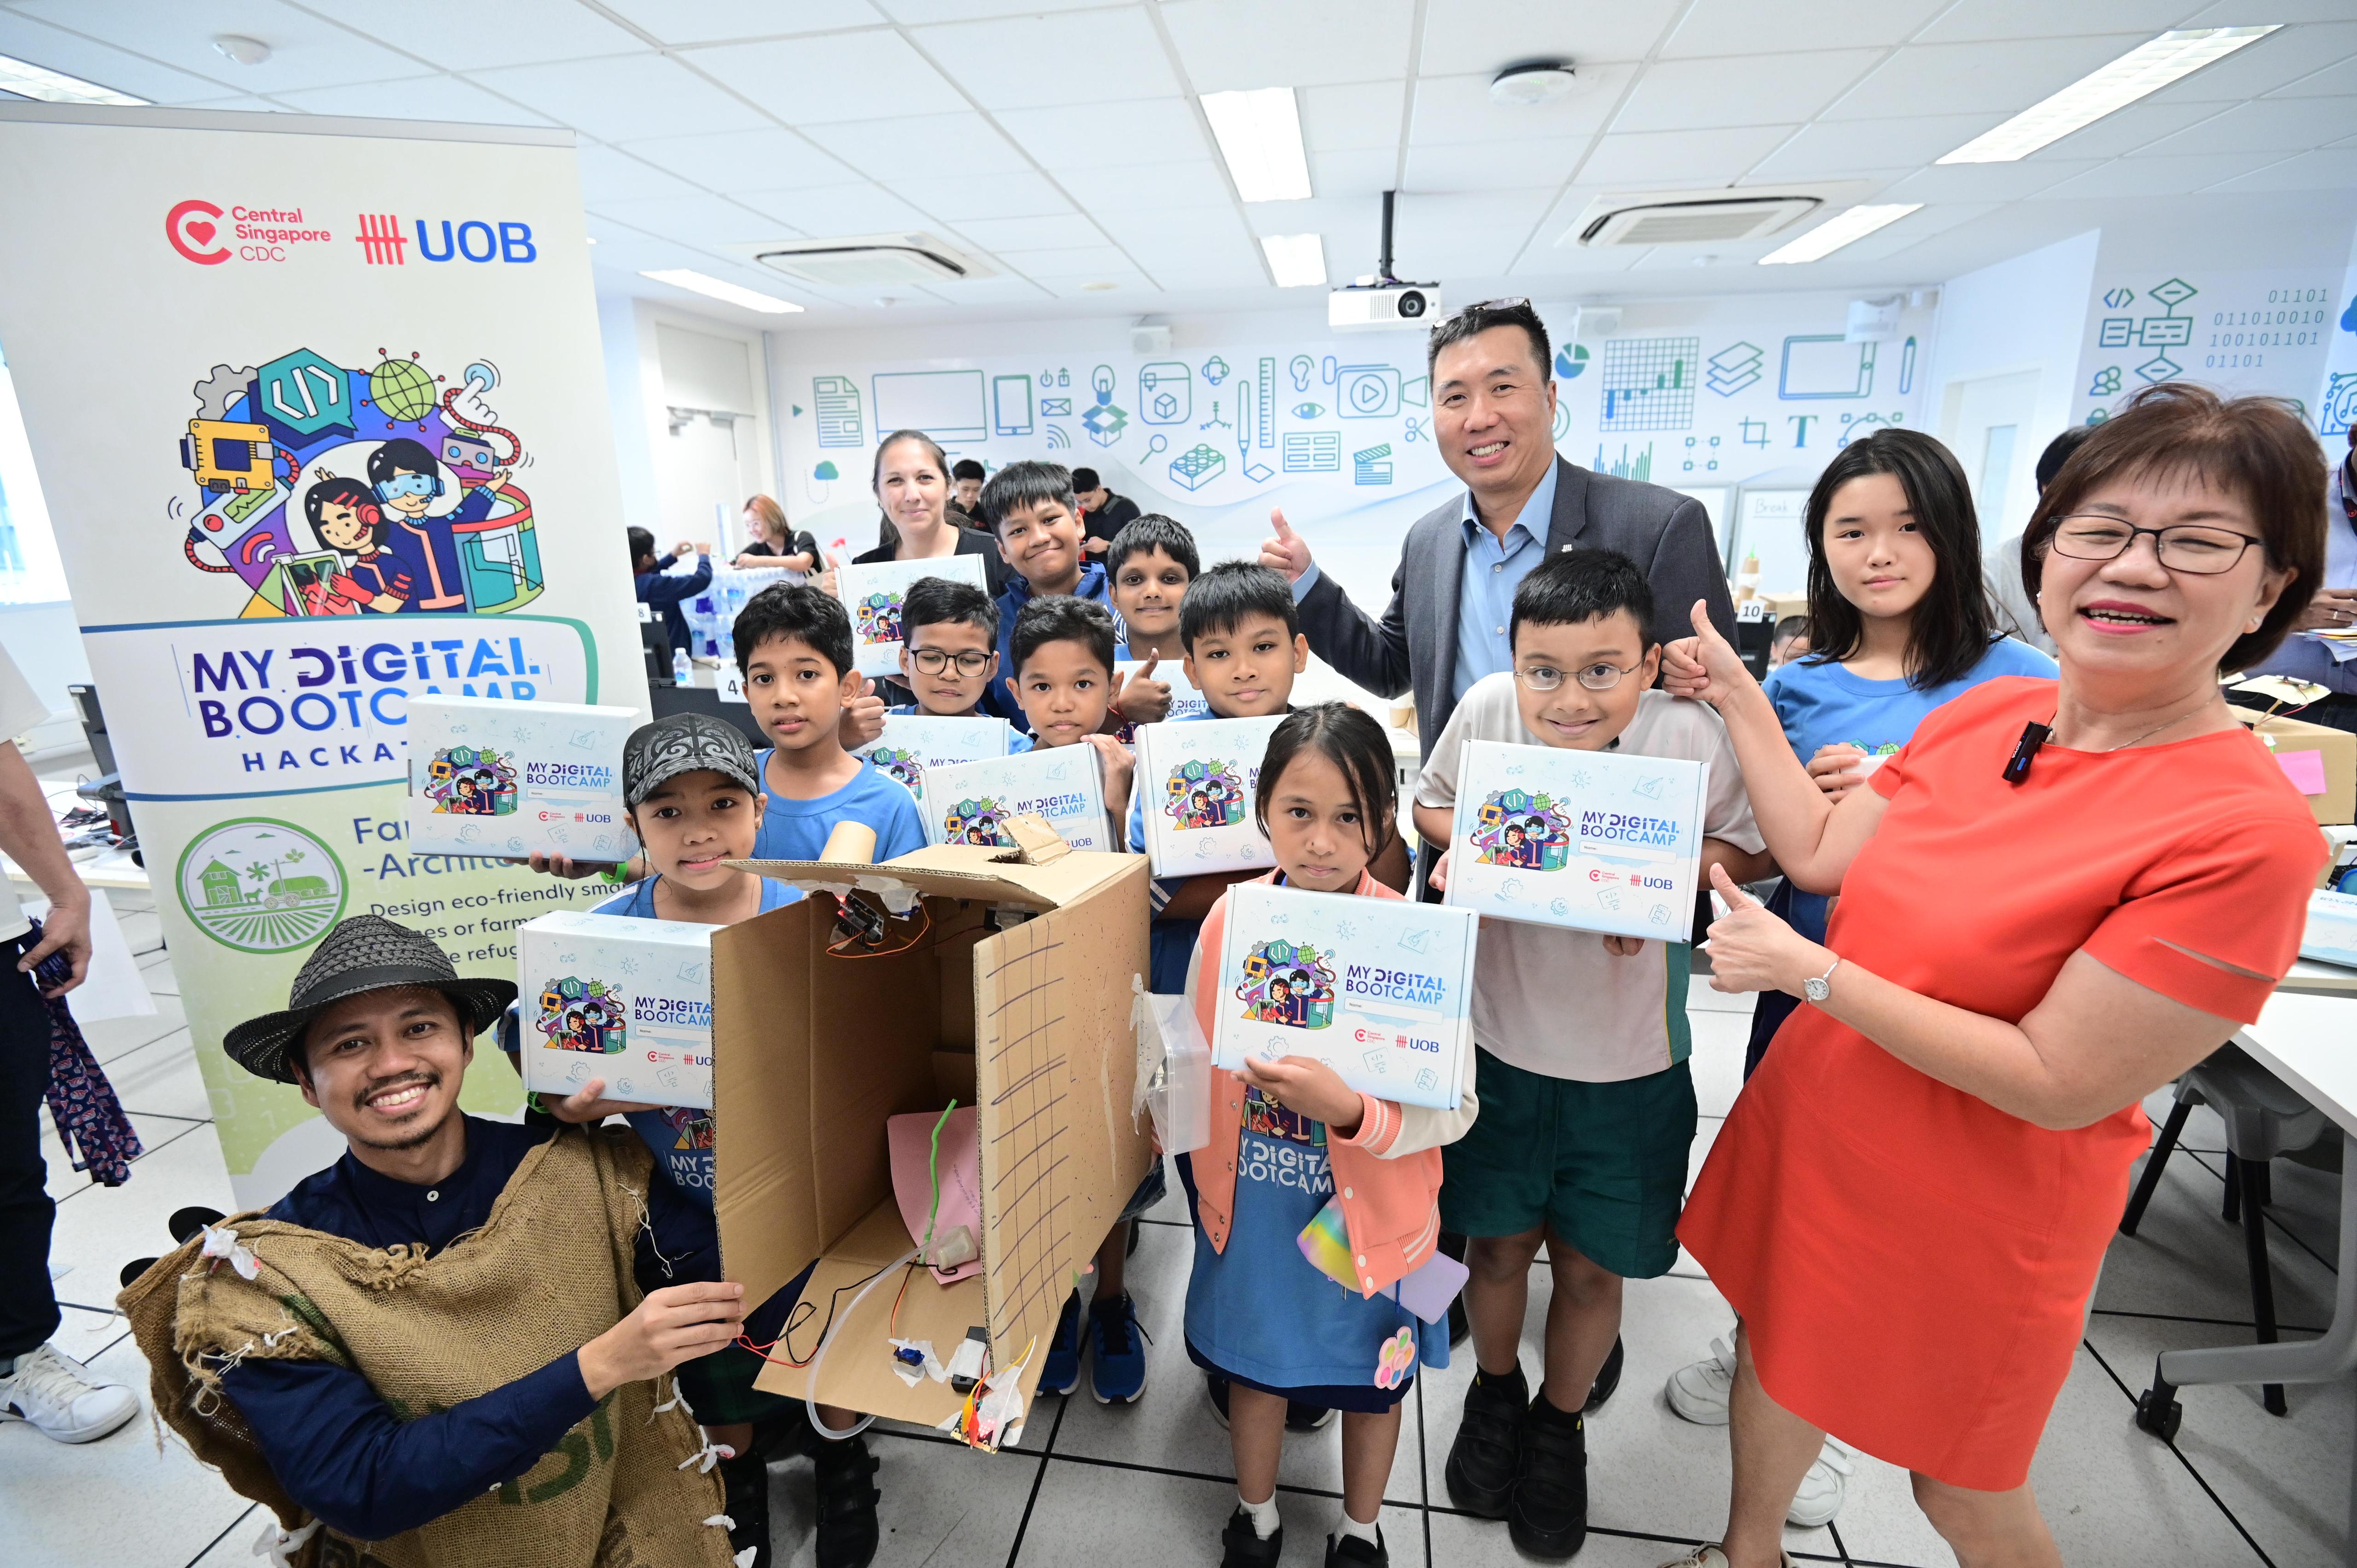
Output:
[770, 1257, 913, 1365]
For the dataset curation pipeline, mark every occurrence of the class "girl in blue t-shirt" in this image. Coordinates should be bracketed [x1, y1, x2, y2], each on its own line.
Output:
[1747, 428, 2056, 1073]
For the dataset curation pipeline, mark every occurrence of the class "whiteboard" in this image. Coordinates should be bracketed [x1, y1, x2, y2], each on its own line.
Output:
[872, 368, 987, 443]
[1732, 489, 1812, 594]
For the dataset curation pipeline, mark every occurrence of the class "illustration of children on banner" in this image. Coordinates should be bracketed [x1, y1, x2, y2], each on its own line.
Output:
[1163, 757, 1246, 831]
[175, 349, 546, 618]
[942, 796, 1013, 848]
[536, 977, 626, 1055]
[422, 745, 518, 816]
[855, 592, 904, 647]
[1233, 938, 1336, 1029]
[1469, 789, 1573, 871]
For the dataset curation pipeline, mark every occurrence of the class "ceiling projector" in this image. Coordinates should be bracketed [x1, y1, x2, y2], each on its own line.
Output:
[1330, 190, 1440, 333]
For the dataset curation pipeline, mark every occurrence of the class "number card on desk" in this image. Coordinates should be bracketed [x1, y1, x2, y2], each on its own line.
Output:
[835, 554, 989, 679]
[855, 714, 1010, 799]
[1443, 738, 1706, 940]
[1133, 714, 1284, 876]
[920, 747, 1111, 852]
[1212, 882, 1475, 1111]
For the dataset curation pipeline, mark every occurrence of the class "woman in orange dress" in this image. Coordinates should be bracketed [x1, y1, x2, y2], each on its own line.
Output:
[1655, 385, 2330, 1568]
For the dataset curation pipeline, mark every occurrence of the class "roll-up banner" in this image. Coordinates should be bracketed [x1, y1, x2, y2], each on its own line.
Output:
[0, 105, 647, 1205]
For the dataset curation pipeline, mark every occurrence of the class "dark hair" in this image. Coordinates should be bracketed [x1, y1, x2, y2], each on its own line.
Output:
[1070, 467, 1101, 491]
[980, 459, 1076, 534]
[2021, 383, 2326, 674]
[1009, 594, 1116, 676]
[1771, 615, 1808, 644]
[366, 436, 438, 486]
[626, 526, 656, 568]
[304, 477, 386, 552]
[1800, 428, 1997, 690]
[901, 576, 998, 639]
[1106, 514, 1200, 581]
[951, 458, 986, 483]
[1253, 702, 1399, 865]
[1427, 298, 1550, 383]
[2034, 424, 2095, 492]
[873, 429, 949, 493]
[732, 582, 853, 678]
[1179, 560, 1298, 650]
[1511, 548, 1655, 647]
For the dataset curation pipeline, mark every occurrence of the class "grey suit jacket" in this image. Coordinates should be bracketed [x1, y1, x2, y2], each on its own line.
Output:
[1297, 456, 1738, 761]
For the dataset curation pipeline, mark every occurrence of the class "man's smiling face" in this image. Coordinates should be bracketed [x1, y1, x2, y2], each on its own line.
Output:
[295, 986, 473, 1154]
[1432, 324, 1559, 504]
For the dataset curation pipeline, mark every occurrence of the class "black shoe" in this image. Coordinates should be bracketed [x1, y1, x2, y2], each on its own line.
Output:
[1323, 1527, 1387, 1567]
[168, 1206, 225, 1244]
[1506, 1396, 1589, 1560]
[1207, 1371, 1231, 1428]
[1443, 1365, 1525, 1518]
[1582, 1336, 1625, 1414]
[749, 1401, 816, 1464]
[812, 1434, 881, 1568]
[718, 1450, 773, 1568]
[1220, 1505, 1284, 1567]
[1285, 1400, 1334, 1432]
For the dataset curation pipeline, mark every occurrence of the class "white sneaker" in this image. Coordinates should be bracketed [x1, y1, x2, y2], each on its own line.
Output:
[1786, 1437, 1854, 1528]
[1655, 1547, 1796, 1568]
[1665, 1336, 1736, 1425]
[0, 1343, 141, 1443]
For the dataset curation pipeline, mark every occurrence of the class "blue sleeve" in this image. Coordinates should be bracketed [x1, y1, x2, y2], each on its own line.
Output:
[451, 488, 497, 525]
[637, 557, 713, 608]
[1128, 789, 1146, 859]
[1006, 728, 1033, 755]
[221, 1353, 598, 1539]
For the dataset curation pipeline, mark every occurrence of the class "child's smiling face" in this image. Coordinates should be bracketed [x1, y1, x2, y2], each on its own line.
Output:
[1111, 547, 1190, 640]
[1184, 612, 1306, 718]
[1008, 636, 1112, 748]
[627, 768, 763, 894]
[996, 498, 1085, 592]
[744, 633, 855, 755]
[1511, 610, 1660, 751]
[317, 500, 372, 551]
[898, 617, 999, 716]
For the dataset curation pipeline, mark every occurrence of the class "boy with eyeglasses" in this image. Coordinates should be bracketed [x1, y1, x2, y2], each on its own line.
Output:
[886, 577, 1032, 751]
[1411, 549, 1771, 1561]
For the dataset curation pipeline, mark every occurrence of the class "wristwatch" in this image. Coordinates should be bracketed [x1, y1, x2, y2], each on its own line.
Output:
[1803, 957, 1841, 1004]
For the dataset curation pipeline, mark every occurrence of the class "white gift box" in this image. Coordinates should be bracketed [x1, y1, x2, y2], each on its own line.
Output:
[1211, 883, 1476, 1111]
[856, 715, 1011, 800]
[1133, 715, 1284, 877]
[518, 910, 714, 1110]
[1443, 738, 1707, 940]
[836, 555, 991, 679]
[920, 747, 1112, 852]
[1116, 660, 1211, 723]
[2302, 889, 2357, 969]
[405, 695, 639, 860]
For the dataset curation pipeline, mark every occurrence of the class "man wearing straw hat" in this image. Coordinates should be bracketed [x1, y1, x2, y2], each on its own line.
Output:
[118, 915, 756, 1568]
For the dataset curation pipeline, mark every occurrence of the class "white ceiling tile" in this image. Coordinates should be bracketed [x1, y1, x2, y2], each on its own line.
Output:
[575, 145, 714, 203]
[2204, 146, 2357, 192]
[1614, 51, 1885, 132]
[888, 169, 1074, 221]
[996, 99, 1208, 170]
[2138, 96, 2357, 156]
[310, 0, 642, 70]
[2269, 52, 2357, 99]
[265, 72, 557, 126]
[0, 12, 235, 101]
[744, 183, 939, 237]
[2186, 0, 2357, 21]
[1876, 159, 2105, 201]
[915, 10, 1179, 108]
[620, 128, 858, 192]
[1033, 272, 1156, 298]
[1660, 0, 1946, 57]
[1418, 0, 1682, 74]
[582, 220, 686, 271]
[1160, 0, 1415, 92]
[801, 112, 1032, 180]
[1916, 0, 2208, 44]
[2145, 22, 2357, 103]
[1300, 81, 1406, 151]
[1407, 67, 1629, 145]
[470, 53, 766, 142]
[1829, 199, 1999, 261]
[2032, 151, 2296, 198]
[585, 191, 783, 248]
[946, 213, 1110, 251]
[10, 0, 433, 92]
[1823, 35, 2155, 121]
[1742, 114, 2001, 180]
[1242, 196, 1383, 240]
[1311, 146, 1402, 197]
[1402, 137, 1593, 191]
[1095, 207, 1260, 261]
[1392, 189, 1556, 268]
[173, 95, 287, 115]
[994, 243, 1135, 275]
[1146, 261, 1272, 289]
[1055, 160, 1235, 211]
[2022, 98, 2228, 160]
[593, 1, 886, 46]
[1577, 125, 1800, 186]
[686, 30, 964, 124]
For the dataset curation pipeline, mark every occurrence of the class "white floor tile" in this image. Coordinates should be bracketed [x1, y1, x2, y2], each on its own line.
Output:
[1015, 1458, 1426, 1567]
[80, 990, 186, 1063]
[2102, 1143, 2338, 1330]
[1428, 1510, 1718, 1567]
[46, 1121, 234, 1312]
[113, 908, 163, 957]
[766, 1429, 1038, 1567]
[1686, 1011, 1753, 1121]
[99, 1029, 212, 1121]
[40, 1109, 209, 1204]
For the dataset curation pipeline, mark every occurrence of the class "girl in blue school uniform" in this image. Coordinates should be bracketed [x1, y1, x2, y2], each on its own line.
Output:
[1178, 704, 1480, 1568]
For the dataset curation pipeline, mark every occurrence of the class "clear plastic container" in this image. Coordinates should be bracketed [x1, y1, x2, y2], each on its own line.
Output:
[1141, 992, 1212, 1155]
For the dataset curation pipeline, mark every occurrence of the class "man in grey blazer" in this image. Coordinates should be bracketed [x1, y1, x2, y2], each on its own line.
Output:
[1261, 300, 1736, 762]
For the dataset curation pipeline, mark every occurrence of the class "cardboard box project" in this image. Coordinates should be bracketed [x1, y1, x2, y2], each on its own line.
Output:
[856, 715, 1010, 800]
[1116, 659, 1211, 723]
[1211, 881, 1475, 1111]
[716, 843, 1152, 1433]
[2238, 710, 2357, 826]
[920, 748, 1113, 852]
[516, 910, 713, 1110]
[836, 554, 990, 679]
[1133, 714, 1284, 877]
[1443, 738, 1707, 940]
[405, 694, 639, 860]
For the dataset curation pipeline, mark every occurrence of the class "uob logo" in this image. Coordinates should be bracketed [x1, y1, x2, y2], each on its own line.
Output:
[165, 198, 228, 265]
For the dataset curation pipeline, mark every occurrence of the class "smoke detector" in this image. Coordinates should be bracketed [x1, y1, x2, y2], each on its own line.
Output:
[1490, 61, 1579, 106]
[724, 232, 996, 288]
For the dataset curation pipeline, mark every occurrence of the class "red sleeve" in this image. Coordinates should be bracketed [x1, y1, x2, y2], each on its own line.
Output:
[2082, 813, 2326, 1023]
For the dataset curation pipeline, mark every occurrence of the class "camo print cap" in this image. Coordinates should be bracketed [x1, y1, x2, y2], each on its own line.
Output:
[622, 713, 762, 808]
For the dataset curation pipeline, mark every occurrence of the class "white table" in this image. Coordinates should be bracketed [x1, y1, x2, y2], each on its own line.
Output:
[2145, 989, 2357, 1562]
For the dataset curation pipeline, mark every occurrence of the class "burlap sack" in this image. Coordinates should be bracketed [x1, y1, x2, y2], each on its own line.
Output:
[118, 1126, 737, 1568]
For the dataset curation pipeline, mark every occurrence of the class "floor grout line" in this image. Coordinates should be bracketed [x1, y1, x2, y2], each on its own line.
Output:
[1017, 1429, 1428, 1511]
[2181, 1150, 2340, 1277]
[1002, 1376, 1070, 1566]
[2090, 1304, 2328, 1336]
[181, 1502, 257, 1567]
[2078, 1335, 2281, 1568]
[51, 1118, 210, 1206]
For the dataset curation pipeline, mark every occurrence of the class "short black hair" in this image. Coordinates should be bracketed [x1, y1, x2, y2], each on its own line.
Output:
[1179, 560, 1297, 650]
[304, 477, 385, 552]
[2033, 424, 2096, 492]
[1427, 298, 1550, 384]
[1070, 467, 1101, 491]
[901, 576, 998, 640]
[1106, 514, 1200, 581]
[951, 458, 986, 482]
[366, 436, 439, 486]
[1510, 548, 1656, 647]
[733, 582, 852, 678]
[1010, 594, 1116, 677]
[979, 459, 1075, 534]
[626, 526, 656, 567]
[1772, 615, 1808, 644]
[1253, 702, 1398, 864]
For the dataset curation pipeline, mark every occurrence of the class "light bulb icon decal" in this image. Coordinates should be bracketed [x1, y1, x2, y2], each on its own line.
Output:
[1289, 354, 1314, 393]
[1092, 365, 1115, 402]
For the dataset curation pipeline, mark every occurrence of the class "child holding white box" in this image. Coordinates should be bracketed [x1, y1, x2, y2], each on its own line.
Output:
[1411, 550, 1770, 1561]
[1182, 703, 1476, 1568]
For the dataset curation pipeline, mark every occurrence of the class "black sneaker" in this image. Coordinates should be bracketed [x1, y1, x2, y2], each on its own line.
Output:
[1583, 1336, 1625, 1414]
[1323, 1527, 1387, 1567]
[1507, 1396, 1589, 1560]
[812, 1433, 881, 1568]
[1443, 1365, 1525, 1518]
[718, 1450, 773, 1568]
[1220, 1505, 1284, 1568]
[1285, 1401, 1335, 1432]
[1207, 1371, 1231, 1428]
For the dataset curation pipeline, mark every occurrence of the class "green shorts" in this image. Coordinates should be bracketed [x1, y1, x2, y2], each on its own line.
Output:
[1440, 1048, 1697, 1279]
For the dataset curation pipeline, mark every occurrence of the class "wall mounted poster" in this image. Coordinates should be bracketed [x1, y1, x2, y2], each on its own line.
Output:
[854, 713, 1010, 798]
[1133, 714, 1283, 876]
[920, 747, 1111, 852]
[0, 105, 644, 1205]
[1443, 739, 1706, 940]
[835, 553, 989, 679]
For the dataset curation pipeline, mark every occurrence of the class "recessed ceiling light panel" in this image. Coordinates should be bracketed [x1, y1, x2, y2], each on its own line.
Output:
[1938, 26, 2281, 164]
[0, 50, 146, 105]
[1757, 204, 1922, 265]
[640, 269, 804, 314]
[1201, 87, 1312, 203]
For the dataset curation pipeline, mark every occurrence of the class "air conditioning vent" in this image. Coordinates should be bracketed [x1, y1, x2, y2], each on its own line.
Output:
[1566, 196, 1823, 249]
[727, 232, 996, 287]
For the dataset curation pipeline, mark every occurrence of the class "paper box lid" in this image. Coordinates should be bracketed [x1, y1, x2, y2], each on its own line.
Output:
[732, 841, 1142, 914]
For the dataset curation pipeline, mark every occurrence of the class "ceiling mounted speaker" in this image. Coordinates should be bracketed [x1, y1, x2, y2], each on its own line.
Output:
[726, 233, 996, 288]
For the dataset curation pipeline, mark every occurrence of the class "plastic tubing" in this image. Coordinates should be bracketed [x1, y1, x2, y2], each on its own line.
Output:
[804, 1246, 919, 1442]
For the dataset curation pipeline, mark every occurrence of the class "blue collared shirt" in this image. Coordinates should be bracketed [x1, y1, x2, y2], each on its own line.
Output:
[2250, 461, 2357, 694]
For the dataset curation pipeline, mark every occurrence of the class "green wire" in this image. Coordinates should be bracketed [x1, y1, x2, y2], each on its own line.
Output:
[920, 1099, 957, 1257]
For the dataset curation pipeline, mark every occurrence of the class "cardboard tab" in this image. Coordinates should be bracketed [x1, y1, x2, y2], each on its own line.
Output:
[1004, 813, 1070, 865]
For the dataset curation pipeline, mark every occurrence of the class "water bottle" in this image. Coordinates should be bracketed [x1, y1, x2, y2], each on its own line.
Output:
[672, 648, 691, 686]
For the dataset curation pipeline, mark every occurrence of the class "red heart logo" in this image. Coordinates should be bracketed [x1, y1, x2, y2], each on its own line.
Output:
[185, 220, 215, 245]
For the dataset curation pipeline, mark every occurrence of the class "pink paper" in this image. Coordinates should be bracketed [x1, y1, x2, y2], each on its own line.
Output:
[2277, 748, 2329, 796]
[888, 1107, 982, 1282]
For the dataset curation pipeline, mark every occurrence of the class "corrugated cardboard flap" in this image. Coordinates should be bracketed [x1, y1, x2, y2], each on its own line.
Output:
[731, 843, 1145, 912]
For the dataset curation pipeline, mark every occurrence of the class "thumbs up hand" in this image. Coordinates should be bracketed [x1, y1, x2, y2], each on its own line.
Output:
[1661, 599, 1753, 709]
[1259, 509, 1312, 584]
[1110, 654, 1171, 725]
[1700, 862, 1824, 998]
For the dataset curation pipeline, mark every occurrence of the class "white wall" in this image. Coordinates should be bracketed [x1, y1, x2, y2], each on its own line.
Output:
[597, 296, 781, 546]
